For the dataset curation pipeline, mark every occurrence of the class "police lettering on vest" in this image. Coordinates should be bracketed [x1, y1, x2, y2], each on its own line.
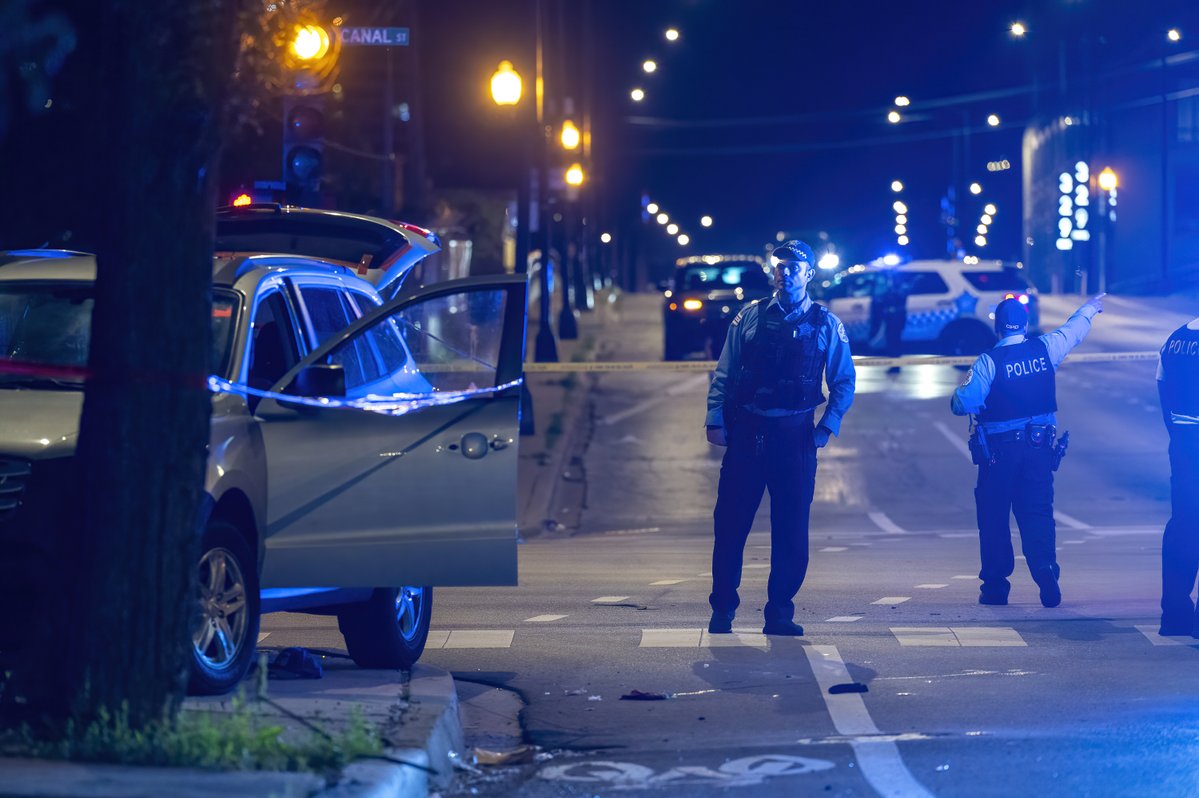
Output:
[1004, 354, 1050, 379]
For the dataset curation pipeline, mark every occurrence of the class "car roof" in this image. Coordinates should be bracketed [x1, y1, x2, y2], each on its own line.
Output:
[0, 250, 365, 290]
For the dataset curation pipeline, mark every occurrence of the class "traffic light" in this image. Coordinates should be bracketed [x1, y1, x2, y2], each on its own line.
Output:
[282, 95, 325, 204]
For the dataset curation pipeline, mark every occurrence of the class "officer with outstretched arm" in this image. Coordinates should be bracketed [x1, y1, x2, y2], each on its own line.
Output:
[704, 240, 856, 636]
[951, 293, 1104, 607]
[1157, 315, 1199, 637]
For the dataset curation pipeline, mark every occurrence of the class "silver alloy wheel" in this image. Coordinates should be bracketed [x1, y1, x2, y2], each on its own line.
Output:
[193, 547, 250, 670]
[395, 587, 425, 642]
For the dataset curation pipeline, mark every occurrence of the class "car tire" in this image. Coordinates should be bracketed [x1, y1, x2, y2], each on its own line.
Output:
[941, 322, 996, 357]
[338, 587, 432, 669]
[188, 519, 260, 696]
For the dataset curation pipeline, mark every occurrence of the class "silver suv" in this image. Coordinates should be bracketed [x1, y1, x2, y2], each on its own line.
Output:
[0, 248, 526, 694]
[811, 258, 1039, 355]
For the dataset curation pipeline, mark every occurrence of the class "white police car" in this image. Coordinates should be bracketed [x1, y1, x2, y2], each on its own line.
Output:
[0, 246, 526, 694]
[810, 258, 1039, 355]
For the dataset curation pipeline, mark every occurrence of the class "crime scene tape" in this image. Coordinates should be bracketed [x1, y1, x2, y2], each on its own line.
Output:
[523, 350, 1161, 373]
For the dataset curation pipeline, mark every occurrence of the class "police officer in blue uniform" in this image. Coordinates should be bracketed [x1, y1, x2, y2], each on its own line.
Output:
[1157, 315, 1199, 636]
[705, 240, 856, 636]
[952, 293, 1104, 607]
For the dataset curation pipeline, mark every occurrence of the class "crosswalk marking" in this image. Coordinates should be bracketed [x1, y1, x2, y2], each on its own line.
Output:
[891, 627, 1026, 647]
[650, 579, 687, 586]
[1134, 625, 1199, 646]
[745, 564, 770, 569]
[1054, 510, 1091, 530]
[868, 512, 907, 535]
[914, 584, 948, 589]
[825, 616, 863, 623]
[426, 630, 515, 649]
[638, 628, 775, 648]
[820, 547, 849, 552]
[873, 596, 912, 605]
[592, 596, 630, 604]
[525, 614, 568, 623]
[951, 575, 975, 580]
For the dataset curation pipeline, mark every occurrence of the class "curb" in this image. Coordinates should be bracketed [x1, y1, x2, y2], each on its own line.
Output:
[314, 748, 429, 798]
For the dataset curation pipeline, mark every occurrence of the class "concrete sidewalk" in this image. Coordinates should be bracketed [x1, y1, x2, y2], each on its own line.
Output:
[0, 663, 461, 798]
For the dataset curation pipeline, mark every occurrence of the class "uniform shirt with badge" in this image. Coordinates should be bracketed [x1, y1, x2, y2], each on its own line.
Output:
[951, 303, 1099, 433]
[707, 292, 856, 436]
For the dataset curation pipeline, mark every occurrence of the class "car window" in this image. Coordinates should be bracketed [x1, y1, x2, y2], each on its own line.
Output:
[0, 283, 93, 371]
[904, 272, 950, 295]
[247, 290, 300, 391]
[395, 289, 508, 393]
[678, 263, 770, 291]
[963, 271, 1032, 291]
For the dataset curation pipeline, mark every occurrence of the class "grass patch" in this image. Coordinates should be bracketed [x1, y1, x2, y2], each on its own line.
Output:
[4, 691, 383, 777]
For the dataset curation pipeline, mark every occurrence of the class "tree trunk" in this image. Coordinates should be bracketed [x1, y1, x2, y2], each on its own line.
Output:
[4, 0, 242, 730]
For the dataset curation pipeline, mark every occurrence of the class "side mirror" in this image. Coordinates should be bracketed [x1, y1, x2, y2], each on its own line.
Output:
[293, 364, 347, 398]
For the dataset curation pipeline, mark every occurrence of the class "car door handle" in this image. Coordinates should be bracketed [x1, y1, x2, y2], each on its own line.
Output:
[935, 300, 954, 307]
[446, 432, 508, 459]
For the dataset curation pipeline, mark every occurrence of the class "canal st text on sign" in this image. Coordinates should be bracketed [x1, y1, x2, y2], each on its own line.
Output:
[338, 27, 410, 46]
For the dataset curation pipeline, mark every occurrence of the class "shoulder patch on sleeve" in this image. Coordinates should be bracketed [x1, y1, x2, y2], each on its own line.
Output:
[836, 319, 849, 344]
[731, 299, 761, 327]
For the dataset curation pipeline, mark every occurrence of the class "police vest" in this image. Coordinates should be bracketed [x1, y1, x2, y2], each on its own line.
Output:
[731, 301, 828, 412]
[1160, 323, 1199, 417]
[979, 337, 1057, 423]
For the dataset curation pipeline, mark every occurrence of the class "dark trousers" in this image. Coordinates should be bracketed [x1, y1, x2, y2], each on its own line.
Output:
[1161, 427, 1199, 627]
[711, 412, 817, 623]
[975, 437, 1058, 596]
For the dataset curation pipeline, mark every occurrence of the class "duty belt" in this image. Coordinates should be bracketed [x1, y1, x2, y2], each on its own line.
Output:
[985, 423, 1056, 447]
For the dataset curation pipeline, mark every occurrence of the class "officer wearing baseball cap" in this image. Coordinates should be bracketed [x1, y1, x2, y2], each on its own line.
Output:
[704, 239, 856, 636]
[951, 292, 1105, 607]
[1157, 314, 1199, 637]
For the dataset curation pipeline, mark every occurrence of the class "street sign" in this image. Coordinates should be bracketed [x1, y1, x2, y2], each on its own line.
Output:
[338, 27, 409, 46]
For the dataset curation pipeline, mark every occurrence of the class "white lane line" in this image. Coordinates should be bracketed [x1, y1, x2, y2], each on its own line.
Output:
[1054, 510, 1092, 530]
[951, 575, 976, 580]
[891, 627, 1026, 647]
[934, 421, 973, 461]
[872, 596, 911, 605]
[914, 584, 948, 589]
[650, 579, 687, 586]
[592, 596, 631, 604]
[640, 628, 702, 648]
[1062, 540, 1086, 545]
[600, 527, 661, 537]
[637, 628, 773, 648]
[744, 564, 770, 569]
[257, 632, 271, 643]
[825, 616, 863, 623]
[803, 645, 935, 798]
[525, 614, 568, 623]
[938, 532, 977, 539]
[703, 629, 769, 648]
[440, 630, 515, 649]
[600, 373, 711, 425]
[820, 546, 849, 552]
[868, 512, 907, 535]
[1135, 625, 1197, 646]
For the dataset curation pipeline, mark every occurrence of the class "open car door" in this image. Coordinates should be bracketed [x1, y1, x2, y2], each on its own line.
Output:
[254, 274, 527, 588]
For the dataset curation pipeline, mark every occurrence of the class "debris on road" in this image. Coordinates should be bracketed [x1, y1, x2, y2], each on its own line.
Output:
[828, 682, 869, 694]
[474, 745, 537, 766]
[620, 689, 670, 701]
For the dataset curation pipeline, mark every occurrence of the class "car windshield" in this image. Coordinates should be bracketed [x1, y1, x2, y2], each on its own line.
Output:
[0, 283, 239, 388]
[962, 270, 1033, 291]
[678, 262, 770, 291]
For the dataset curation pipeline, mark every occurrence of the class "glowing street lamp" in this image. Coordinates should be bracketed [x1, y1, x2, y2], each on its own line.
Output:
[969, 182, 983, 195]
[646, 202, 659, 214]
[677, 233, 690, 245]
[975, 235, 987, 246]
[894, 96, 910, 107]
[700, 215, 713, 227]
[656, 212, 669, 225]
[1168, 28, 1182, 43]
[600, 232, 612, 244]
[490, 60, 522, 106]
[1010, 21, 1026, 37]
[987, 114, 1001, 127]
[897, 235, 910, 246]
[891, 180, 904, 192]
[984, 203, 998, 215]
[565, 163, 585, 186]
[892, 200, 907, 214]
[887, 110, 902, 124]
[290, 24, 331, 61]
[560, 119, 580, 150]
[630, 88, 645, 102]
[666, 223, 679, 235]
[642, 59, 658, 74]
[665, 28, 680, 42]
[1098, 167, 1119, 191]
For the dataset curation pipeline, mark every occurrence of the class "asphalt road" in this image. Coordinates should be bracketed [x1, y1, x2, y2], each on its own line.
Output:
[262, 290, 1199, 797]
